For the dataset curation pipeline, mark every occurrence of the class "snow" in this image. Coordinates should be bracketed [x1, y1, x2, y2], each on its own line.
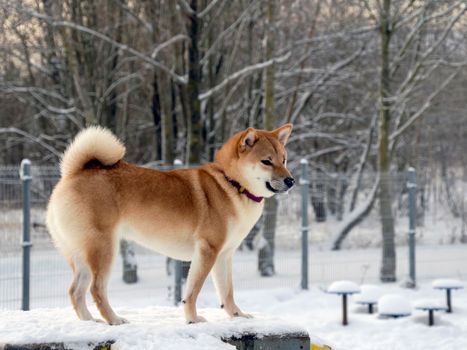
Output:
[1, 282, 467, 350]
[354, 284, 383, 303]
[378, 294, 412, 316]
[327, 280, 360, 294]
[432, 279, 464, 289]
[414, 299, 446, 310]
[0, 307, 307, 350]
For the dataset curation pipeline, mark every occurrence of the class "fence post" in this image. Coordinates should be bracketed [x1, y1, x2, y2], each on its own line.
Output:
[300, 158, 310, 290]
[407, 167, 417, 288]
[173, 159, 183, 305]
[20, 159, 32, 310]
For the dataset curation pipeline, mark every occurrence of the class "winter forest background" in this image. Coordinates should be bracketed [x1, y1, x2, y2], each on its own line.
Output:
[1, 0, 467, 283]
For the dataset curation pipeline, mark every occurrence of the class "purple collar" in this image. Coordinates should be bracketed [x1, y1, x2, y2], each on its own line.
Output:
[222, 171, 264, 203]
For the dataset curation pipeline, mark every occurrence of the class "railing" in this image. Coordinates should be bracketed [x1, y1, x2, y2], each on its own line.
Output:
[1, 160, 466, 310]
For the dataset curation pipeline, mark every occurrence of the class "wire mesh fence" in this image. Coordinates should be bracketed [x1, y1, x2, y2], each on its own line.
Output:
[1, 162, 467, 310]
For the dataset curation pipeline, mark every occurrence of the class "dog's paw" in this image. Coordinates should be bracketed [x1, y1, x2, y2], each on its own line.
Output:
[108, 316, 129, 325]
[81, 317, 105, 324]
[187, 315, 207, 324]
[233, 311, 253, 319]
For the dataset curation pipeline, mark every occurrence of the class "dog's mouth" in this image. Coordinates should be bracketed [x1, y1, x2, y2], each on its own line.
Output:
[266, 181, 289, 194]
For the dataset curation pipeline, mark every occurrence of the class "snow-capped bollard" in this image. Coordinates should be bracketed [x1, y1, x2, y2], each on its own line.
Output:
[406, 167, 417, 288]
[300, 158, 310, 290]
[20, 159, 32, 311]
[327, 280, 360, 325]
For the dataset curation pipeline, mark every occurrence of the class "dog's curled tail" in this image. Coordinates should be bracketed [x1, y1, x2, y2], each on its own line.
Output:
[60, 126, 126, 178]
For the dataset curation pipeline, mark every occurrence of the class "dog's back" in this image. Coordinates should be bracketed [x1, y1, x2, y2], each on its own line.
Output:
[47, 127, 232, 260]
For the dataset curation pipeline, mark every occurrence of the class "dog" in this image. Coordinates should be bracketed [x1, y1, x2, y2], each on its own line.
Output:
[46, 124, 294, 325]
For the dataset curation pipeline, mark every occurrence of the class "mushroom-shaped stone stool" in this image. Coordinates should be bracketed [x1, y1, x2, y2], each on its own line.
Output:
[432, 279, 464, 313]
[354, 284, 383, 314]
[327, 280, 360, 325]
[378, 294, 412, 319]
[414, 299, 447, 326]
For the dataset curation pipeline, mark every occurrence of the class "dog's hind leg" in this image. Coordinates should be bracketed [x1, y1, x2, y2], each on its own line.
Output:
[86, 235, 127, 325]
[183, 239, 218, 323]
[68, 256, 96, 321]
[212, 251, 252, 319]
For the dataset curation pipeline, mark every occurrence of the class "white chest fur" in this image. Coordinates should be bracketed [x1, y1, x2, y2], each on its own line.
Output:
[223, 200, 264, 252]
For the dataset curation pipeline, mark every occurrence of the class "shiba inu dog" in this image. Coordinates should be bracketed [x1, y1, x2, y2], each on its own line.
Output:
[46, 124, 294, 325]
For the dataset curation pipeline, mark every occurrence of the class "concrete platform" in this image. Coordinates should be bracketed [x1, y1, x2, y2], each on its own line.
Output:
[2, 333, 312, 350]
[0, 307, 329, 350]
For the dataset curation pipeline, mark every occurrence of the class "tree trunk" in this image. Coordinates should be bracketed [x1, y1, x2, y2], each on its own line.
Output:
[186, 0, 202, 165]
[152, 72, 163, 161]
[120, 239, 138, 284]
[311, 168, 327, 222]
[258, 0, 277, 277]
[440, 146, 460, 218]
[378, 0, 396, 282]
[160, 74, 175, 165]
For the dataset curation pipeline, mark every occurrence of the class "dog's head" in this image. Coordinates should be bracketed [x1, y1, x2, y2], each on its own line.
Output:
[216, 123, 294, 198]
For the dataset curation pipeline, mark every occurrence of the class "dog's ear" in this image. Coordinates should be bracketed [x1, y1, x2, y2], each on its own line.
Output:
[272, 123, 293, 145]
[239, 128, 258, 152]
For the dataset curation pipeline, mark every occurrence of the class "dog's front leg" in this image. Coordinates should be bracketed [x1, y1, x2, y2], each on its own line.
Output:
[212, 251, 252, 319]
[183, 239, 218, 323]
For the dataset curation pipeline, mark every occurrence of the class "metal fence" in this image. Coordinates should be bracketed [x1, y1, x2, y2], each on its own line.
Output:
[1, 160, 467, 310]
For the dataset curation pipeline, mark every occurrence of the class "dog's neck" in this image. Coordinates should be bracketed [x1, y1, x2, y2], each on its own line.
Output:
[221, 171, 264, 203]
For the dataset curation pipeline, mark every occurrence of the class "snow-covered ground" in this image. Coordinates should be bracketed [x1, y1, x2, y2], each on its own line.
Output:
[1, 281, 466, 349]
[1, 245, 466, 349]
[1, 188, 467, 349]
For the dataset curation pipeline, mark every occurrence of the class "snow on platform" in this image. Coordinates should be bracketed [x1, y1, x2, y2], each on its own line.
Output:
[0, 307, 310, 350]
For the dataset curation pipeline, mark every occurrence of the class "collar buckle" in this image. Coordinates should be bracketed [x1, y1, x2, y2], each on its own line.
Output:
[222, 171, 263, 203]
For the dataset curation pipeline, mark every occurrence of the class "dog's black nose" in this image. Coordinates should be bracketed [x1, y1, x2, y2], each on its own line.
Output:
[284, 177, 295, 188]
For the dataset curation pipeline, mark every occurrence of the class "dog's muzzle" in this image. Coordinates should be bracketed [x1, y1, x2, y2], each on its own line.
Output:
[266, 177, 295, 193]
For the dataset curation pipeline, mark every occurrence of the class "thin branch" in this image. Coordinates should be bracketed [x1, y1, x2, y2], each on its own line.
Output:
[0, 128, 62, 157]
[199, 52, 290, 100]
[396, 5, 466, 96]
[390, 69, 459, 142]
[200, 0, 258, 65]
[198, 0, 222, 18]
[19, 7, 187, 84]
[289, 45, 365, 123]
[150, 34, 189, 59]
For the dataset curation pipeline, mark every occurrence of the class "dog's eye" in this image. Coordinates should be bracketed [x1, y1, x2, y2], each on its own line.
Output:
[261, 159, 273, 166]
